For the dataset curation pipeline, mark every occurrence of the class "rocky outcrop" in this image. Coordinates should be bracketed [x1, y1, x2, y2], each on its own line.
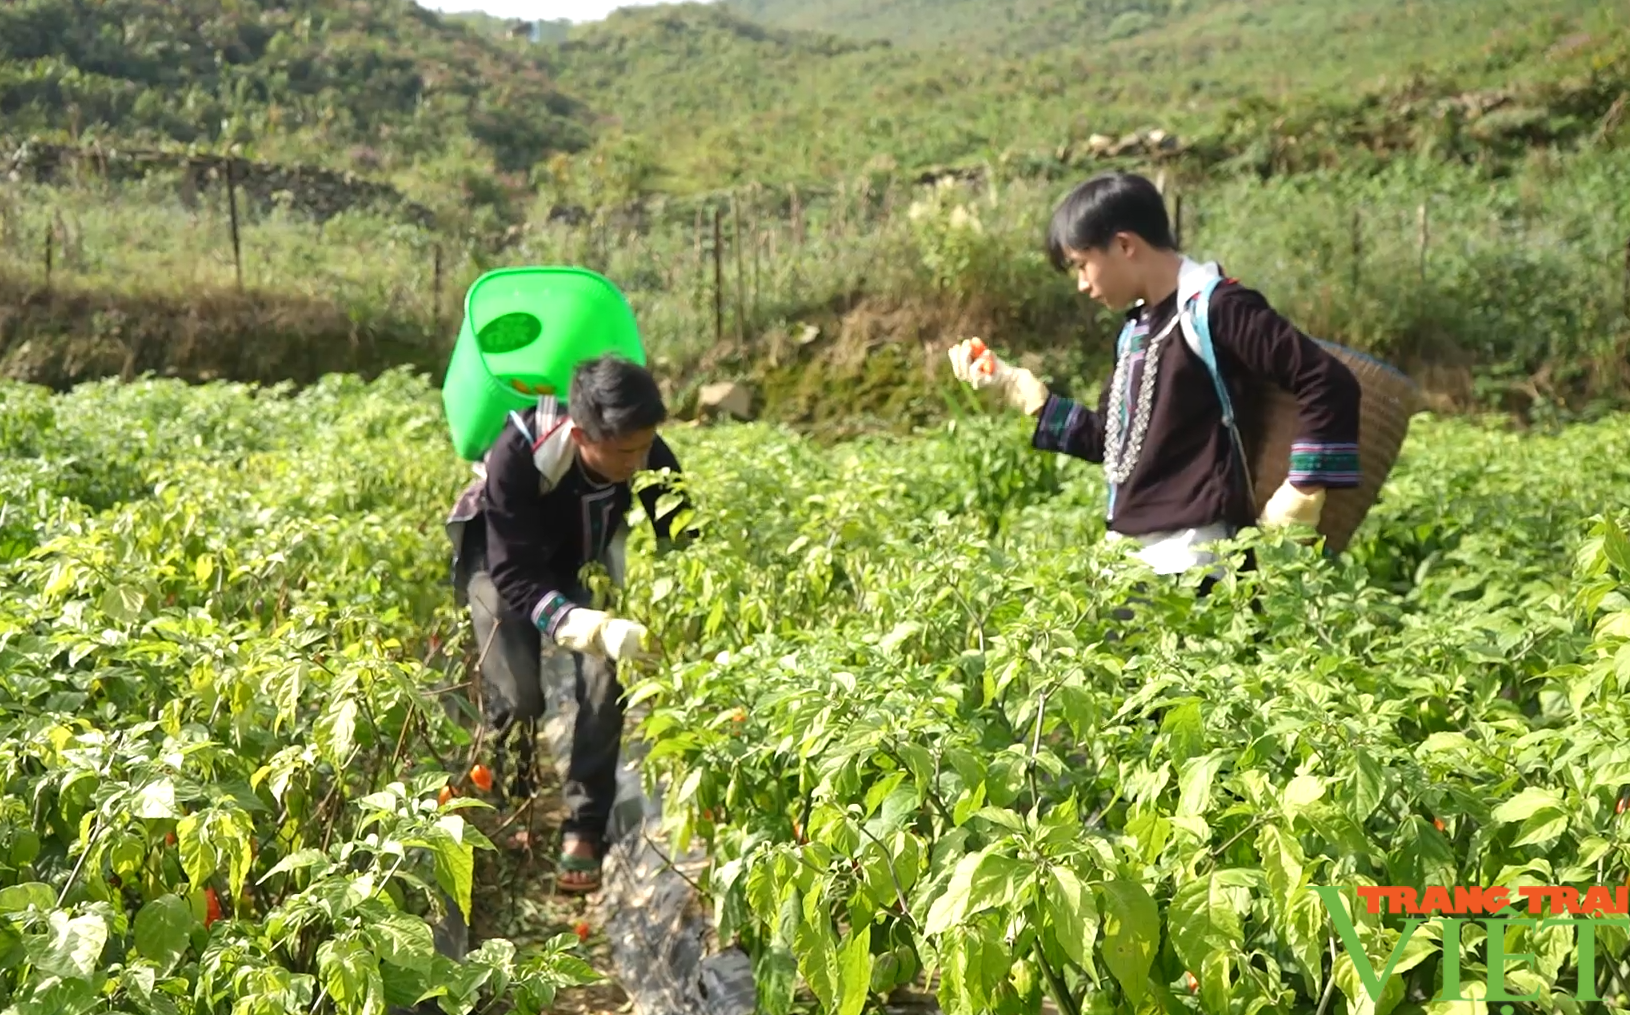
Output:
[697, 380, 755, 420]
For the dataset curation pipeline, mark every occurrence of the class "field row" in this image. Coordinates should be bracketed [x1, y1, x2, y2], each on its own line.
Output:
[3, 373, 1630, 1012]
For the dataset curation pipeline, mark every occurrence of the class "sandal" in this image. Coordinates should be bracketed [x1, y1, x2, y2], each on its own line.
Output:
[557, 839, 603, 894]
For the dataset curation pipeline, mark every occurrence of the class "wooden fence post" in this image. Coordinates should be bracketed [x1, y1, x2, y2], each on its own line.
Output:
[748, 186, 761, 326]
[711, 206, 723, 346]
[433, 243, 444, 322]
[1174, 192, 1184, 250]
[226, 159, 243, 290]
[788, 184, 803, 250]
[1622, 234, 1629, 320]
[1350, 208, 1363, 294]
[693, 205, 703, 283]
[1417, 201, 1429, 285]
[731, 191, 745, 345]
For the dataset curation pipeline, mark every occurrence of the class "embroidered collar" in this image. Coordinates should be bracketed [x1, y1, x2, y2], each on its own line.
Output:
[1123, 257, 1225, 325]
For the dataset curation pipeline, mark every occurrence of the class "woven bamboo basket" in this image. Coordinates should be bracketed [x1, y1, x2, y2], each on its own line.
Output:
[1235, 341, 1425, 554]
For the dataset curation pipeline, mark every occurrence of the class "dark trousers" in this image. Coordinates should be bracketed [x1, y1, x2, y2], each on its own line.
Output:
[465, 571, 624, 846]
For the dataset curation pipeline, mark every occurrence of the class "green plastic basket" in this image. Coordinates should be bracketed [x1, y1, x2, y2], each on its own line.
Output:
[441, 266, 646, 461]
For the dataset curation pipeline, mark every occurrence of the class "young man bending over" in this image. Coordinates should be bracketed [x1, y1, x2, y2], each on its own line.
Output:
[445, 354, 692, 892]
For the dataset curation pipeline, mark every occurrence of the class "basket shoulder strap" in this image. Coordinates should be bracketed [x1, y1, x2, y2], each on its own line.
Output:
[1179, 277, 1257, 509]
[527, 398, 578, 493]
[1179, 277, 1235, 426]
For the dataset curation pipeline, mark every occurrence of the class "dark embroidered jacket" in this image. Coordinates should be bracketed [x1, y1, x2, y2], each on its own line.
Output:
[444, 399, 690, 637]
[1032, 279, 1362, 537]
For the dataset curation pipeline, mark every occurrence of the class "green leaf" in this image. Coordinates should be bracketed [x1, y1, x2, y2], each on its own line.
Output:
[176, 812, 215, 889]
[99, 584, 147, 624]
[755, 945, 798, 1015]
[836, 923, 872, 1015]
[362, 906, 436, 968]
[133, 894, 197, 975]
[1256, 825, 1305, 907]
[218, 809, 255, 899]
[9, 829, 40, 868]
[43, 562, 77, 598]
[34, 910, 108, 980]
[1512, 808, 1570, 847]
[1045, 867, 1099, 973]
[1491, 787, 1563, 824]
[795, 912, 839, 1011]
[1199, 946, 1234, 1015]
[432, 815, 477, 923]
[1603, 517, 1630, 573]
[133, 779, 178, 820]
[318, 698, 360, 768]
[0, 882, 54, 914]
[923, 847, 1024, 935]
[1351, 748, 1384, 822]
[1161, 701, 1204, 766]
[1098, 879, 1159, 1004]
[259, 848, 330, 883]
[1168, 873, 1247, 973]
[1285, 886, 1326, 997]
[1177, 751, 1225, 817]
[318, 934, 386, 1015]
[1283, 774, 1325, 812]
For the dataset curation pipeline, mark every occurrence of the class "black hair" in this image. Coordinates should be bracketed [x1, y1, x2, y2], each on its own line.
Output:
[1045, 171, 1177, 272]
[569, 354, 667, 442]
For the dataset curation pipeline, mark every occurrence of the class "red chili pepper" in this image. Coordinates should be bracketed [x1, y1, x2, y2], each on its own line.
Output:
[469, 764, 494, 792]
[204, 887, 222, 928]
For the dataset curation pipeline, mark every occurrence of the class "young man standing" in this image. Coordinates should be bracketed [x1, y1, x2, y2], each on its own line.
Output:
[445, 354, 692, 893]
[949, 171, 1362, 579]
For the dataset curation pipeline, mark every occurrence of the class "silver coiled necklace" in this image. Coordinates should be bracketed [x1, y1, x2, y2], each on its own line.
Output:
[1103, 310, 1182, 485]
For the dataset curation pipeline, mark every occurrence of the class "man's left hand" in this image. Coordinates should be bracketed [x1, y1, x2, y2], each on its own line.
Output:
[600, 618, 653, 662]
[1260, 481, 1326, 529]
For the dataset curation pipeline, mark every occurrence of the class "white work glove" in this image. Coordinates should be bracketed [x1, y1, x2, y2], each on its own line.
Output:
[1259, 481, 1326, 529]
[947, 338, 1050, 416]
[554, 608, 652, 662]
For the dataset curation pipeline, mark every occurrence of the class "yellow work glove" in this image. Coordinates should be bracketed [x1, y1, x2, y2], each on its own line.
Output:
[1259, 482, 1326, 529]
[947, 338, 1050, 416]
[554, 608, 652, 662]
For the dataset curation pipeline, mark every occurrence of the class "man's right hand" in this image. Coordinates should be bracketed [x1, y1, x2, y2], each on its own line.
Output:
[555, 608, 652, 661]
[947, 338, 1050, 416]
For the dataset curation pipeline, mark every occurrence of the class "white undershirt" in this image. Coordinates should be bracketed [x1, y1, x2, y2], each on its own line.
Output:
[1106, 522, 1235, 576]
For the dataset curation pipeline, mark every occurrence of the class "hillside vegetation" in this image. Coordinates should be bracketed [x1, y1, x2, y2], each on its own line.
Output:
[0, 0, 590, 179]
[725, 0, 1213, 53]
[545, 0, 1629, 193]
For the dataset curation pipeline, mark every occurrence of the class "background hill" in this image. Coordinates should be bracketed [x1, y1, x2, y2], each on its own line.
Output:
[0, 0, 591, 176]
[1, 0, 1628, 428]
[543, 0, 1627, 193]
[724, 0, 1209, 53]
